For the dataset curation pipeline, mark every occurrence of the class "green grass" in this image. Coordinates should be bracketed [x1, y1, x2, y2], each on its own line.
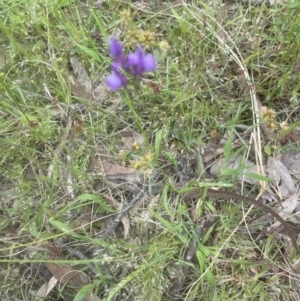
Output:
[1, 0, 300, 300]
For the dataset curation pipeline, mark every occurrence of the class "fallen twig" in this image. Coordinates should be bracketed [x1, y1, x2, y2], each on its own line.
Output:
[98, 183, 149, 240]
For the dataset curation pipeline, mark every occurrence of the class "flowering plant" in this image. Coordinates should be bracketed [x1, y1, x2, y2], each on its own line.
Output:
[105, 37, 156, 91]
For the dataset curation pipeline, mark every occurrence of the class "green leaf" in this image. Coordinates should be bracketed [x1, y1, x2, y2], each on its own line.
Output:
[73, 42, 105, 63]
[49, 220, 73, 233]
[150, 210, 172, 229]
[206, 269, 217, 301]
[287, 1, 300, 8]
[49, 220, 84, 239]
[223, 134, 233, 162]
[74, 282, 101, 301]
[0, 218, 11, 231]
[264, 144, 271, 156]
[56, 0, 76, 8]
[20, 114, 38, 126]
[244, 173, 272, 182]
[90, 10, 110, 37]
[163, 151, 176, 165]
[74, 194, 115, 213]
[154, 129, 164, 160]
[29, 220, 39, 236]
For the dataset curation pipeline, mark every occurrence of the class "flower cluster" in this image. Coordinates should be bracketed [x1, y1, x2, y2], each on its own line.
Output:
[105, 37, 156, 91]
[261, 106, 276, 121]
[128, 30, 155, 49]
[120, 9, 131, 22]
[260, 106, 289, 131]
[130, 151, 153, 171]
[260, 106, 277, 130]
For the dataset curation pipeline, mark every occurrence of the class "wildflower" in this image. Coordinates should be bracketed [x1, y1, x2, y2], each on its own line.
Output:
[128, 29, 140, 42]
[106, 66, 127, 91]
[119, 150, 127, 160]
[280, 121, 289, 130]
[130, 161, 142, 170]
[144, 151, 153, 161]
[120, 9, 132, 22]
[261, 106, 276, 121]
[127, 46, 156, 75]
[132, 142, 141, 150]
[268, 121, 277, 130]
[105, 37, 156, 91]
[138, 31, 155, 48]
[130, 152, 153, 171]
[159, 40, 170, 51]
[108, 37, 123, 58]
[210, 129, 217, 138]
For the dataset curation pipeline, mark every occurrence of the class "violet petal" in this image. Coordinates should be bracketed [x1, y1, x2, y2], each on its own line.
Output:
[109, 37, 123, 58]
[106, 72, 127, 91]
[143, 54, 156, 71]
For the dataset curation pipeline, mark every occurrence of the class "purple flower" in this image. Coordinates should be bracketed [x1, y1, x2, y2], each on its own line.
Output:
[142, 54, 156, 71]
[127, 46, 156, 75]
[105, 38, 156, 91]
[109, 37, 123, 58]
[108, 37, 128, 67]
[106, 69, 127, 91]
